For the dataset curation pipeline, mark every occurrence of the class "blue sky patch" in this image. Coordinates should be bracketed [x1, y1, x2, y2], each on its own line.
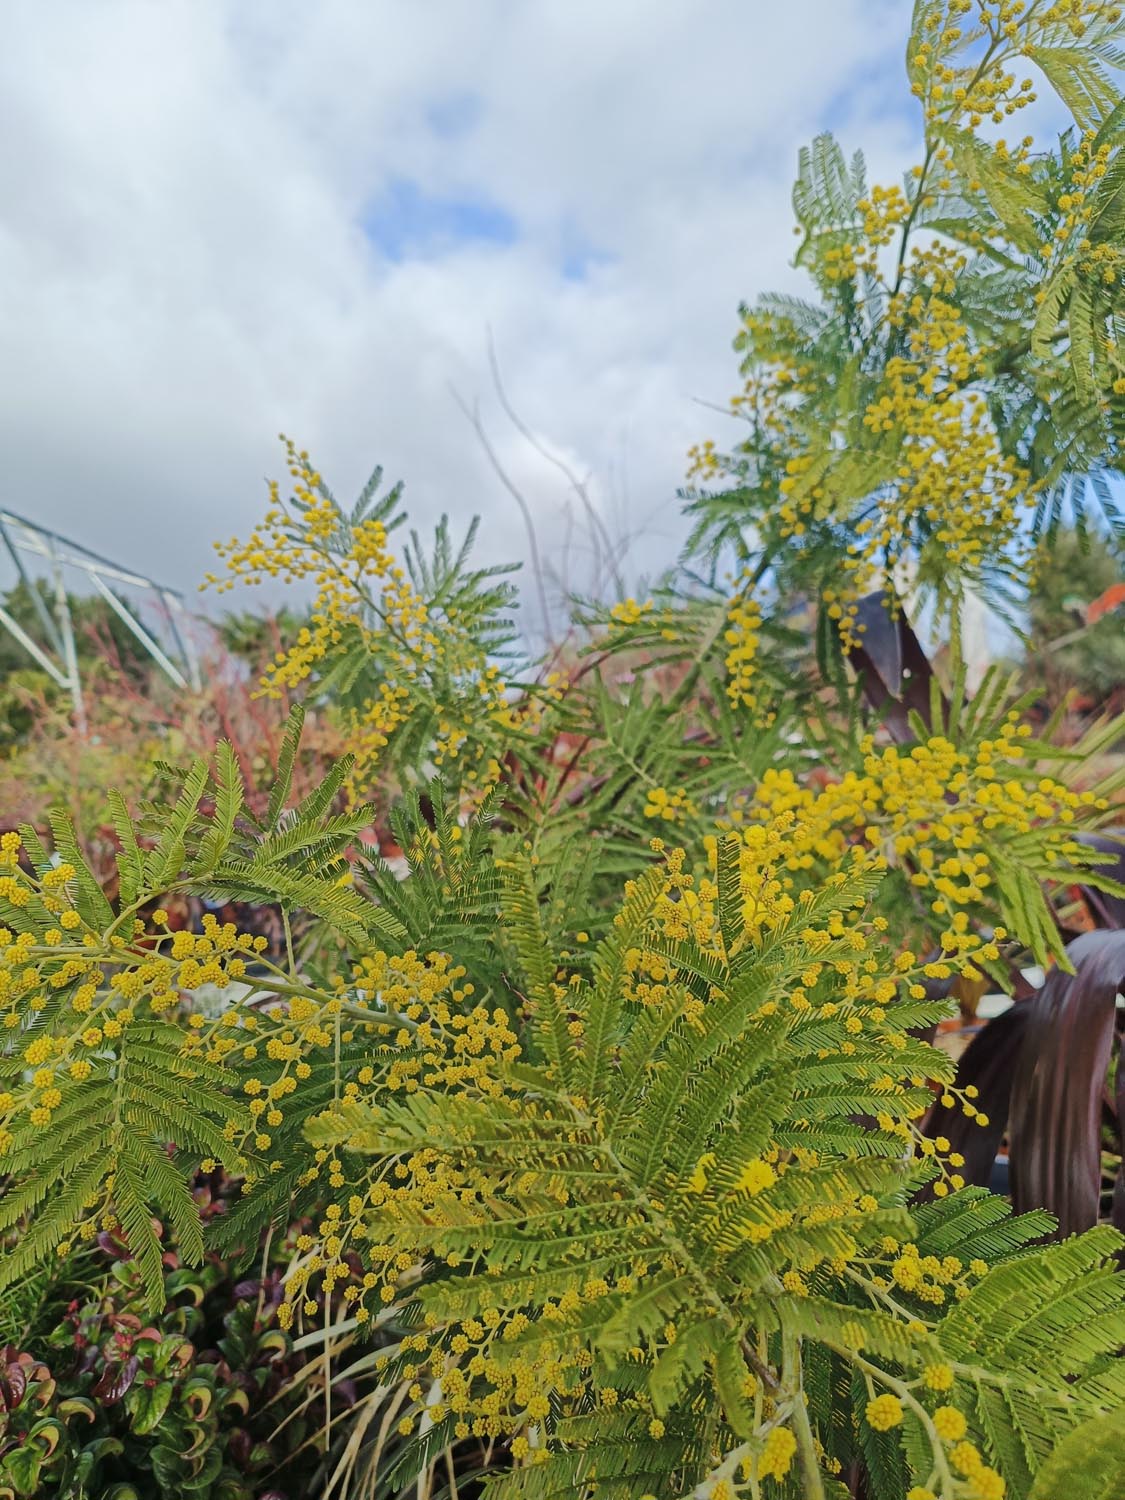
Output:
[426, 92, 483, 140]
[561, 242, 615, 282]
[821, 45, 915, 136]
[362, 176, 519, 260]
[558, 221, 615, 283]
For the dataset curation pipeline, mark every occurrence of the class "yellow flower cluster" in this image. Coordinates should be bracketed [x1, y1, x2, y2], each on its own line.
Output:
[1043, 0, 1122, 28]
[1038, 126, 1125, 331]
[913, 6, 1039, 129]
[686, 437, 723, 479]
[638, 829, 981, 1196]
[0, 840, 332, 1226]
[206, 437, 513, 781]
[815, 182, 914, 286]
[951, 1437, 1007, 1498]
[723, 578, 763, 713]
[642, 784, 695, 823]
[0, 830, 498, 1235]
[718, 237, 1040, 641]
[872, 1387, 1005, 1499]
[687, 0, 1125, 674]
[757, 1424, 797, 1480]
[608, 597, 653, 627]
[866, 1392, 904, 1430]
[854, 1328, 1011, 1495]
[716, 722, 1104, 952]
[281, 827, 974, 1466]
[855, 296, 1034, 617]
[618, 935, 678, 1009]
[277, 956, 522, 1329]
[885, 1241, 981, 1306]
[856, 182, 912, 250]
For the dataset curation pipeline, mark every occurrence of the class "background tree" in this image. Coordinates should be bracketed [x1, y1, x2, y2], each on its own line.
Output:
[1022, 526, 1125, 706]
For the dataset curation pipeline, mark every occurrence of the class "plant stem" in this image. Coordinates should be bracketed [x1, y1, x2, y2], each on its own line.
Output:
[784, 1332, 826, 1500]
[239, 971, 419, 1035]
[833, 1344, 955, 1495]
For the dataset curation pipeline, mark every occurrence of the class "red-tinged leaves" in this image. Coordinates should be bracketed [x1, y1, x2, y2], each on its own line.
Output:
[922, 1003, 1031, 1190]
[0, 1356, 28, 1411]
[92, 1355, 139, 1402]
[845, 590, 945, 742]
[28, 1413, 63, 1456]
[97, 1230, 133, 1261]
[56, 1396, 96, 1423]
[1008, 930, 1125, 1238]
[181, 1380, 213, 1419]
[227, 1426, 253, 1466]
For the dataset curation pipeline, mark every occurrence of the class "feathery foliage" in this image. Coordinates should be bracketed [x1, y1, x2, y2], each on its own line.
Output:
[686, 0, 1125, 646]
[4, 4, 1125, 1498]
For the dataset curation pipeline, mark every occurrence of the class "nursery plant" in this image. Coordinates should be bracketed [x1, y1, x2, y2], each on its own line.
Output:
[4, 3, 1125, 1499]
[0, 1239, 328, 1499]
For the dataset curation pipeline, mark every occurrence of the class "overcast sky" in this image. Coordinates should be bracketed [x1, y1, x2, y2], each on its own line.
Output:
[1, 0, 916, 623]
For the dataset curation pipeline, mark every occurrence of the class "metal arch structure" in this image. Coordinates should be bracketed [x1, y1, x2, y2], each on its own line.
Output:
[0, 509, 201, 729]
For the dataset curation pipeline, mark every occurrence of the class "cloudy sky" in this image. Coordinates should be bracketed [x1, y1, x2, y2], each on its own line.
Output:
[1, 0, 917, 625]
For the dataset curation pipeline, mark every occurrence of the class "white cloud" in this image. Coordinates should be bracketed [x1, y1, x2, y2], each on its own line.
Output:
[0, 0, 917, 628]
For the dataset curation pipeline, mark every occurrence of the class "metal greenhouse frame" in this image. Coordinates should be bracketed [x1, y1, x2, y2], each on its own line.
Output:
[0, 509, 201, 729]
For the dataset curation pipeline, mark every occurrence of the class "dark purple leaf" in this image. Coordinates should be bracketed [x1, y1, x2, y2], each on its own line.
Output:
[92, 1355, 139, 1402]
[846, 590, 945, 742]
[0, 1360, 27, 1410]
[227, 1426, 253, 1467]
[1008, 930, 1125, 1238]
[921, 1003, 1031, 1191]
[96, 1230, 132, 1261]
[1074, 829, 1125, 929]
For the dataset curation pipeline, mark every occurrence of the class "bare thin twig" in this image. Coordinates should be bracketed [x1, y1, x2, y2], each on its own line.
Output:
[449, 385, 552, 641]
[487, 329, 626, 599]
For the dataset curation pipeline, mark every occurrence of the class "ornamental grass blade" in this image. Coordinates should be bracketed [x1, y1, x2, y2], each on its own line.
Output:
[1008, 930, 1125, 1239]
